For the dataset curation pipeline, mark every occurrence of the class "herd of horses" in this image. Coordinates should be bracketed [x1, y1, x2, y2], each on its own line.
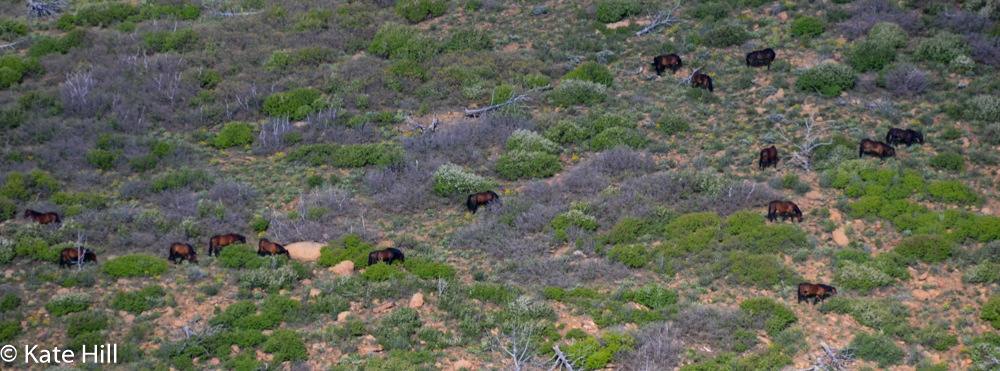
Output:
[757, 127, 922, 170]
[651, 48, 778, 93]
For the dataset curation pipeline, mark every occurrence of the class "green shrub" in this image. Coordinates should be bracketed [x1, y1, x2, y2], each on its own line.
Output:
[150, 168, 213, 193]
[665, 212, 721, 252]
[869, 23, 908, 48]
[28, 29, 86, 58]
[395, 0, 447, 23]
[445, 28, 493, 51]
[549, 79, 609, 106]
[967, 95, 1000, 122]
[791, 16, 825, 37]
[917, 325, 958, 351]
[722, 211, 807, 254]
[369, 23, 440, 62]
[609, 217, 649, 244]
[200, 70, 222, 89]
[551, 209, 599, 234]
[363, 262, 406, 281]
[0, 321, 20, 342]
[846, 39, 897, 72]
[76, 2, 137, 26]
[591, 127, 646, 150]
[927, 181, 980, 205]
[495, 150, 561, 180]
[739, 297, 797, 335]
[796, 63, 857, 96]
[722, 251, 799, 288]
[544, 120, 587, 144]
[111, 285, 167, 314]
[263, 329, 307, 363]
[691, 2, 732, 20]
[318, 234, 375, 268]
[625, 284, 677, 310]
[0, 172, 28, 200]
[703, 25, 750, 47]
[67, 311, 107, 338]
[240, 265, 298, 291]
[562, 62, 614, 86]
[589, 113, 631, 134]
[835, 260, 894, 292]
[14, 237, 57, 262]
[142, 29, 198, 52]
[213, 122, 255, 149]
[850, 332, 904, 367]
[929, 152, 965, 171]
[507, 129, 561, 154]
[86, 149, 121, 170]
[404, 257, 456, 279]
[68, 331, 105, 352]
[916, 32, 968, 64]
[0, 293, 20, 312]
[431, 163, 496, 196]
[103, 254, 169, 278]
[657, 115, 689, 135]
[964, 262, 1000, 283]
[982, 294, 1000, 329]
[262, 88, 321, 120]
[334, 144, 404, 168]
[609, 244, 649, 268]
[45, 293, 91, 316]
[595, 0, 641, 23]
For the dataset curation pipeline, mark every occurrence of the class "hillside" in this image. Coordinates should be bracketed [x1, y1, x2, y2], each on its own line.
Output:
[1, 0, 1000, 370]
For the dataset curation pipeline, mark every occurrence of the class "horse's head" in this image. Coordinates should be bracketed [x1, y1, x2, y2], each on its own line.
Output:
[915, 132, 924, 144]
[23, 209, 33, 218]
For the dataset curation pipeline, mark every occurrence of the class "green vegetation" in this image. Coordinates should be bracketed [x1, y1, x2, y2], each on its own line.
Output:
[850, 332, 905, 367]
[495, 150, 562, 180]
[703, 25, 751, 47]
[103, 254, 169, 278]
[213, 122, 255, 149]
[791, 16, 825, 37]
[795, 63, 856, 96]
[432, 164, 497, 196]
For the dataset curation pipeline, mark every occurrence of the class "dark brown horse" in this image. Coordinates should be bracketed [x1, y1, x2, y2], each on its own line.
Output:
[651, 54, 683, 76]
[368, 248, 404, 266]
[24, 209, 60, 225]
[746, 48, 776, 70]
[768, 200, 802, 223]
[59, 247, 97, 268]
[885, 128, 924, 147]
[797, 282, 837, 304]
[691, 71, 713, 92]
[859, 139, 896, 159]
[168, 243, 198, 264]
[208, 233, 246, 257]
[758, 145, 778, 170]
[467, 191, 500, 214]
[258, 239, 290, 258]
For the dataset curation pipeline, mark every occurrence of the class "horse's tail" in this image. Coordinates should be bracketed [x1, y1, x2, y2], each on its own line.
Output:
[706, 77, 713, 92]
[489, 190, 500, 201]
[467, 195, 475, 212]
[796, 286, 804, 303]
[885, 130, 892, 144]
[758, 152, 763, 169]
[55, 214, 61, 223]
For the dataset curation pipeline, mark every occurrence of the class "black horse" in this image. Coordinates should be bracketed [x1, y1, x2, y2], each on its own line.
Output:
[369, 248, 405, 266]
[746, 48, 776, 70]
[885, 128, 924, 147]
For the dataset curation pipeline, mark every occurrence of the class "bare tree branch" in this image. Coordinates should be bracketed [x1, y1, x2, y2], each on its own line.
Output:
[775, 112, 840, 173]
[677, 68, 701, 87]
[464, 94, 532, 117]
[635, 0, 684, 37]
[26, 0, 64, 18]
[620, 67, 644, 76]
[405, 115, 439, 135]
[491, 320, 539, 371]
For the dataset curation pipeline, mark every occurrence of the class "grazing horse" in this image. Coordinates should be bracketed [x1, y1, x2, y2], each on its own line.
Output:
[208, 233, 246, 257]
[885, 128, 924, 147]
[467, 191, 500, 214]
[768, 200, 802, 223]
[24, 209, 60, 225]
[168, 243, 198, 264]
[691, 71, 714, 92]
[59, 247, 97, 268]
[758, 145, 779, 170]
[650, 54, 683, 76]
[797, 282, 837, 304]
[257, 239, 290, 258]
[369, 248, 405, 266]
[859, 139, 896, 159]
[746, 48, 777, 70]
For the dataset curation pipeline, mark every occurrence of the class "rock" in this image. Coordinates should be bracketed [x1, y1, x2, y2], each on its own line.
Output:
[284, 242, 325, 262]
[357, 344, 382, 355]
[231, 345, 240, 354]
[778, 12, 788, 21]
[830, 208, 842, 221]
[337, 311, 350, 323]
[301, 279, 313, 285]
[453, 360, 474, 370]
[331, 260, 355, 276]
[312, 343, 323, 350]
[124, 315, 135, 325]
[172, 320, 185, 328]
[912, 289, 930, 301]
[56, 288, 70, 295]
[373, 302, 394, 314]
[832, 228, 849, 246]
[806, 191, 823, 200]
[918, 272, 929, 280]
[262, 330, 273, 336]
[755, 107, 767, 114]
[209, 358, 220, 365]
[572, 250, 586, 258]
[310, 288, 322, 297]
[409, 293, 424, 309]
[983, 208, 993, 216]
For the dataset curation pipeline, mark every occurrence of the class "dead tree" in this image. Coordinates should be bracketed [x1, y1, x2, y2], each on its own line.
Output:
[26, 0, 64, 18]
[775, 112, 840, 173]
[492, 321, 539, 371]
[75, 232, 86, 272]
[405, 115, 439, 135]
[794, 341, 854, 371]
[677, 68, 701, 87]
[463, 94, 532, 117]
[635, 0, 683, 37]
[549, 344, 587, 371]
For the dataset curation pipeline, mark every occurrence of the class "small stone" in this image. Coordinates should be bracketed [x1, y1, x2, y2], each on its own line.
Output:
[453, 360, 474, 370]
[209, 358, 220, 365]
[805, 191, 823, 200]
[310, 288, 322, 297]
[262, 330, 273, 336]
[337, 311, 350, 323]
[124, 315, 135, 325]
[373, 302, 394, 313]
[572, 250, 586, 258]
[912, 290, 930, 301]
[532, 5, 547, 15]
[832, 228, 849, 246]
[172, 320, 185, 328]
[409, 293, 424, 309]
[331, 261, 355, 276]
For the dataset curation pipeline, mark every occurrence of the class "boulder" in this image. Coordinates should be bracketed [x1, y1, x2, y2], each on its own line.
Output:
[453, 360, 473, 370]
[912, 290, 930, 301]
[331, 261, 355, 276]
[284, 242, 325, 262]
[832, 228, 849, 246]
[409, 293, 424, 309]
